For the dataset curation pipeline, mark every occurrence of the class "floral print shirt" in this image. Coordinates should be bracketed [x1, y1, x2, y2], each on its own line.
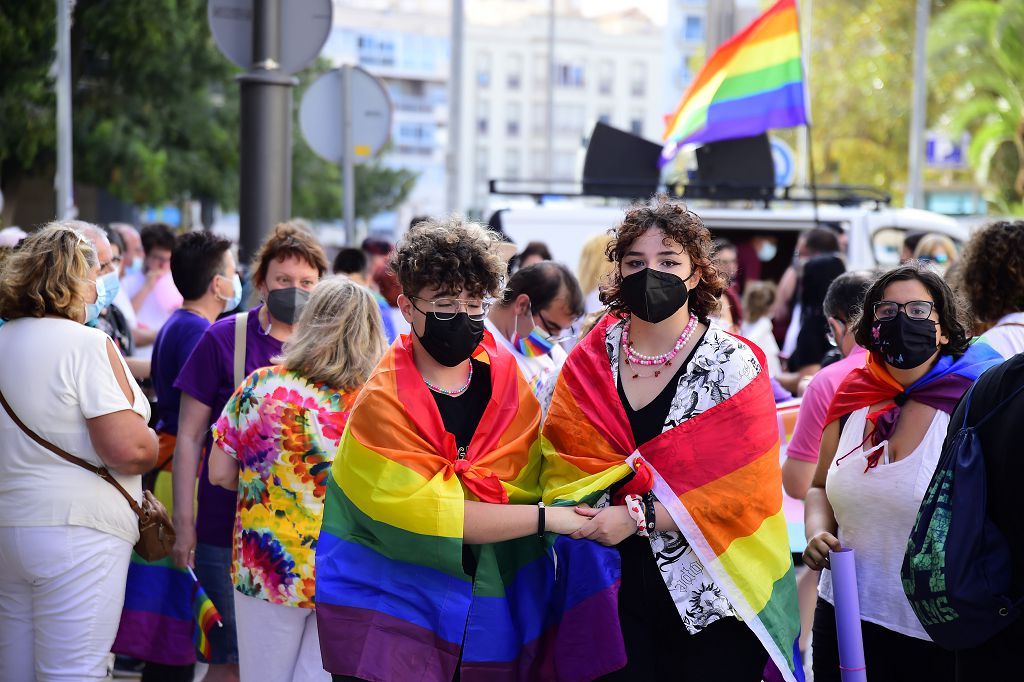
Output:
[212, 365, 357, 609]
[606, 319, 762, 634]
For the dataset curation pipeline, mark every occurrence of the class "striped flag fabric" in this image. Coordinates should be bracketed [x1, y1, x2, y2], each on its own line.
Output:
[192, 572, 223, 662]
[661, 0, 808, 165]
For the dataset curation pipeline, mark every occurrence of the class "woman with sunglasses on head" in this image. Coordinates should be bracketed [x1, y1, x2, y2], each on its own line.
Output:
[315, 217, 590, 682]
[541, 196, 802, 681]
[803, 263, 1003, 682]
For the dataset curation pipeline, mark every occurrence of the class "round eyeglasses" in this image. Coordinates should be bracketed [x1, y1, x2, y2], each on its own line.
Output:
[409, 296, 492, 321]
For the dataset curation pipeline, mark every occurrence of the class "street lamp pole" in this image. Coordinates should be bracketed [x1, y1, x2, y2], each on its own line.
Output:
[55, 0, 76, 220]
[906, 0, 929, 209]
[446, 0, 464, 214]
[545, 0, 555, 187]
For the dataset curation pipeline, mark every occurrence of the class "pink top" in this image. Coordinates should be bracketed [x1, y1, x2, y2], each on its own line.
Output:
[785, 345, 867, 463]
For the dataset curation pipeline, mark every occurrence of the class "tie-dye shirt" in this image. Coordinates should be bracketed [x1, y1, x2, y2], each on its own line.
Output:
[212, 365, 358, 609]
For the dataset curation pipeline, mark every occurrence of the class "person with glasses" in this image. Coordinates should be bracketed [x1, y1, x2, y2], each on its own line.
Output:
[315, 217, 590, 682]
[123, 223, 183, 360]
[802, 263, 1003, 682]
[485, 261, 584, 416]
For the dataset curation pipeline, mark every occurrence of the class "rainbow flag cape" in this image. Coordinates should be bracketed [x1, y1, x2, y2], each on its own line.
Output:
[661, 0, 808, 165]
[193, 575, 222, 661]
[112, 555, 198, 666]
[316, 333, 625, 681]
[541, 315, 804, 681]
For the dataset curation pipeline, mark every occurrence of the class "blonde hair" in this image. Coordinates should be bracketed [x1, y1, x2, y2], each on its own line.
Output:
[577, 231, 614, 298]
[913, 234, 958, 263]
[0, 222, 97, 321]
[743, 280, 777, 323]
[278, 276, 388, 391]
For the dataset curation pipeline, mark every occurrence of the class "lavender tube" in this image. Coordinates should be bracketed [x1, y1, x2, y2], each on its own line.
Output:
[830, 548, 867, 682]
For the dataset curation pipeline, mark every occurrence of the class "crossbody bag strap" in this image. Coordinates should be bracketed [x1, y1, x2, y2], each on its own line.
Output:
[233, 311, 248, 388]
[0, 388, 144, 517]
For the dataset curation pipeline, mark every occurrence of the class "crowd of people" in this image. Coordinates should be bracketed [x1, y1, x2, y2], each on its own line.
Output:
[0, 202, 1022, 682]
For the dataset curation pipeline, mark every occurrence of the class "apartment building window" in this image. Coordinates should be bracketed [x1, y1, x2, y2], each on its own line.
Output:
[684, 16, 704, 42]
[531, 101, 547, 136]
[598, 111, 612, 126]
[554, 103, 585, 136]
[555, 63, 585, 88]
[630, 111, 644, 136]
[477, 100, 490, 135]
[477, 52, 491, 88]
[629, 62, 646, 97]
[531, 149, 547, 178]
[507, 53, 523, 90]
[504, 149, 521, 179]
[357, 35, 396, 67]
[533, 55, 548, 89]
[506, 102, 521, 137]
[597, 60, 614, 95]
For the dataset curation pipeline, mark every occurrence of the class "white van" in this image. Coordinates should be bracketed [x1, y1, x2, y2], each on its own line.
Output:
[494, 203, 966, 277]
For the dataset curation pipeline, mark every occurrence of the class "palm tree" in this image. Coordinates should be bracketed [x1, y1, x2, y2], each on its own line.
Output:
[929, 0, 1024, 213]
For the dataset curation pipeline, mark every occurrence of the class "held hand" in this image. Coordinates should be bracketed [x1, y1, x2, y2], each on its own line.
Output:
[802, 531, 842, 570]
[171, 519, 197, 569]
[570, 505, 636, 546]
[545, 506, 588, 536]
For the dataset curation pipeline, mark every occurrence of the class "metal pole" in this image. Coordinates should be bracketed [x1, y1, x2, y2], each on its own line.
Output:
[237, 0, 296, 262]
[55, 0, 75, 220]
[795, 0, 812, 188]
[906, 0, 929, 209]
[545, 0, 555, 187]
[446, 0, 464, 214]
[342, 65, 357, 245]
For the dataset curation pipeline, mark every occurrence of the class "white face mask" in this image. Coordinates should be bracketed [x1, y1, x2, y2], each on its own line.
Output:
[757, 241, 778, 262]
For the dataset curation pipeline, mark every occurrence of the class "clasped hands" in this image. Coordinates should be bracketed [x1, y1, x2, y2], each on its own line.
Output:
[544, 503, 636, 546]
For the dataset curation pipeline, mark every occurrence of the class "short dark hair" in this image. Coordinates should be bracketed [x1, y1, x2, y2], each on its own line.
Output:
[518, 241, 552, 262]
[711, 238, 736, 255]
[823, 270, 875, 322]
[362, 236, 394, 256]
[140, 223, 177, 255]
[902, 231, 926, 254]
[501, 262, 584, 318]
[333, 247, 368, 276]
[852, 262, 970, 357]
[104, 225, 126, 255]
[804, 227, 840, 256]
[171, 231, 232, 301]
[390, 216, 505, 298]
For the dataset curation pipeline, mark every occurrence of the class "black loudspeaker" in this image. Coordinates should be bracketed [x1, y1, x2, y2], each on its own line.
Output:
[582, 122, 662, 198]
[694, 133, 775, 199]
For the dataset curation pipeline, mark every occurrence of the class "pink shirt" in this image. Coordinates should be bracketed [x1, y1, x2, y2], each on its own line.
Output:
[785, 345, 867, 463]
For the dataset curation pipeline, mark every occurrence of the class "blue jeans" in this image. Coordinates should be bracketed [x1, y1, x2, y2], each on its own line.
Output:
[193, 543, 238, 665]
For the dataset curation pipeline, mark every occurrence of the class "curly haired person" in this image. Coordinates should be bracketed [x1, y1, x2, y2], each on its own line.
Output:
[957, 220, 1024, 358]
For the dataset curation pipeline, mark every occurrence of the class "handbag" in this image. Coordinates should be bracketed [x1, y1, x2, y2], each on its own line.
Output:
[0, 389, 176, 561]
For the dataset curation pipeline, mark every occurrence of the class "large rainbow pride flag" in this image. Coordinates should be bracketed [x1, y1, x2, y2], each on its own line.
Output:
[661, 0, 808, 165]
[315, 333, 625, 681]
[541, 316, 804, 681]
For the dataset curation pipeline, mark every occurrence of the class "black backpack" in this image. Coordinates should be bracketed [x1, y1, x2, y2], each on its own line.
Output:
[901, 379, 1024, 650]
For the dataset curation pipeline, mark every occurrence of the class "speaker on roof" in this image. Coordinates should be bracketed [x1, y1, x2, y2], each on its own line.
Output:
[694, 133, 775, 199]
[582, 122, 662, 198]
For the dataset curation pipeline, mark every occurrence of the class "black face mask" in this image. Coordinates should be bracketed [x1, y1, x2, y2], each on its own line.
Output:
[873, 314, 939, 369]
[413, 306, 484, 367]
[619, 268, 691, 324]
[266, 287, 310, 325]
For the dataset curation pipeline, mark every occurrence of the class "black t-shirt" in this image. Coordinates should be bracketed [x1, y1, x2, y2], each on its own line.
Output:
[430, 358, 491, 453]
[617, 329, 707, 446]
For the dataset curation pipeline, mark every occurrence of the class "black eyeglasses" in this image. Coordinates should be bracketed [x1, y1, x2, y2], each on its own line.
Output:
[536, 310, 577, 343]
[873, 300, 934, 321]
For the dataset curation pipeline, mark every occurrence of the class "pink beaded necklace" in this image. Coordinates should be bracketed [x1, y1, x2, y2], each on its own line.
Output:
[622, 314, 698, 378]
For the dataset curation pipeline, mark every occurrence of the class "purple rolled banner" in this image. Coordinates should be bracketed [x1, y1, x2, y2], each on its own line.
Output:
[829, 548, 867, 682]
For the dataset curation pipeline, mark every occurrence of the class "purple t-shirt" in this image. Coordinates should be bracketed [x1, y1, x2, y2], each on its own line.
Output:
[785, 345, 868, 463]
[151, 309, 211, 435]
[174, 306, 283, 547]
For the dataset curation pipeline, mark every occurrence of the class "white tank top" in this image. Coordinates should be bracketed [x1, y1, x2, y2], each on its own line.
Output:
[818, 405, 949, 640]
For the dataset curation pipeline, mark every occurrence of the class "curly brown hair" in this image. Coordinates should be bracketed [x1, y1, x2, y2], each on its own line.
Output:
[0, 223, 98, 321]
[600, 195, 726, 321]
[251, 222, 329, 289]
[851, 262, 971, 357]
[958, 220, 1024, 326]
[390, 216, 506, 298]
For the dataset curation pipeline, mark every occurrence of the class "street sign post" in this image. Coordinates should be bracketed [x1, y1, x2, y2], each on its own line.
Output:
[299, 65, 393, 245]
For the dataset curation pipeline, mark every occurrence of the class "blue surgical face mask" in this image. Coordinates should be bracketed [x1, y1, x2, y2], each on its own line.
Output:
[218, 273, 243, 312]
[84, 275, 107, 326]
[757, 241, 778, 262]
[99, 270, 121, 305]
[125, 256, 144, 277]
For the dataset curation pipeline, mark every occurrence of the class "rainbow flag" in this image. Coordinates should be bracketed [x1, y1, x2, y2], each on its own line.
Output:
[192, 573, 222, 662]
[542, 315, 804, 681]
[661, 0, 807, 165]
[315, 333, 625, 681]
[112, 555, 197, 666]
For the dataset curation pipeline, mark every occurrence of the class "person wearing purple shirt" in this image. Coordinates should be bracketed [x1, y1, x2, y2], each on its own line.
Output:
[171, 223, 327, 681]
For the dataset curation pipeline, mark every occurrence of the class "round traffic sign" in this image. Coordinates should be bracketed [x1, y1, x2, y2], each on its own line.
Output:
[208, 0, 332, 75]
[299, 66, 393, 165]
[770, 137, 795, 188]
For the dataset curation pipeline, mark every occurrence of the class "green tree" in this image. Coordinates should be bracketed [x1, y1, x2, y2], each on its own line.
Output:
[929, 0, 1024, 213]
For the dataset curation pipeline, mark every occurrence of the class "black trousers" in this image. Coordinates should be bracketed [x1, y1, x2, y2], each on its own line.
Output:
[599, 535, 769, 680]
[812, 597, 954, 682]
[954, 615, 1024, 682]
[141, 662, 194, 682]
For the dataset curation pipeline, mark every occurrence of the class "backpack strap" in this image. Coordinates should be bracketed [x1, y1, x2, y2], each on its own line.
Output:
[233, 311, 248, 388]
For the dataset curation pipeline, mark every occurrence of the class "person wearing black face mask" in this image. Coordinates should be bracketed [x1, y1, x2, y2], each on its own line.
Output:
[541, 197, 800, 681]
[803, 264, 1002, 682]
[320, 218, 593, 682]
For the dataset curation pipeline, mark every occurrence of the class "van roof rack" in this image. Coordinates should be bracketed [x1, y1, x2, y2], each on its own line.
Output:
[488, 178, 892, 211]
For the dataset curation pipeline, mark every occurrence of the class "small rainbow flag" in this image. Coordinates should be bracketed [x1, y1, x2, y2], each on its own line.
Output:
[661, 0, 808, 165]
[190, 569, 223, 662]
